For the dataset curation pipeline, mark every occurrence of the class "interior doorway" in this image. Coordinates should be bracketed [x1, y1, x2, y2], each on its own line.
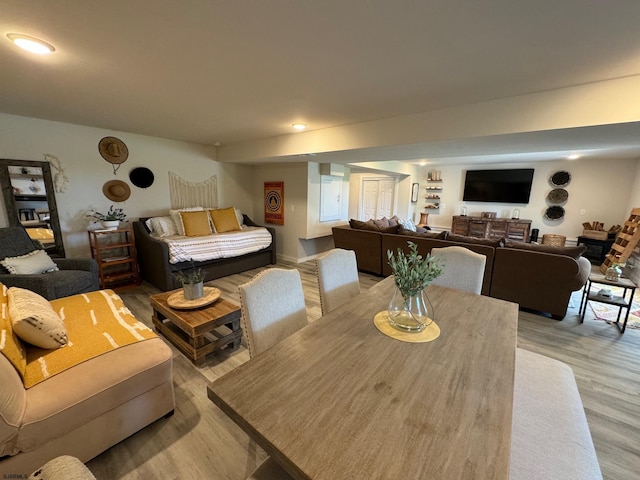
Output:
[361, 177, 396, 220]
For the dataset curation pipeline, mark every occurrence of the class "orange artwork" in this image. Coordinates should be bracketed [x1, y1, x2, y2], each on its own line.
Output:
[264, 181, 284, 225]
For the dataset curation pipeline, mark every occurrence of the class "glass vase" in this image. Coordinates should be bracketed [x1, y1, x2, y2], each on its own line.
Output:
[604, 265, 622, 282]
[387, 287, 431, 332]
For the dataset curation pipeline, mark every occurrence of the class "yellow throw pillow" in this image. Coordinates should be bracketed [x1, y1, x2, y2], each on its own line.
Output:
[209, 207, 242, 233]
[0, 283, 27, 377]
[180, 211, 212, 236]
[8, 287, 68, 349]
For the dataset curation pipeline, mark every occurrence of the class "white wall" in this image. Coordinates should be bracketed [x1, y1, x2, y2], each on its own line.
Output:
[0, 113, 253, 257]
[419, 158, 640, 241]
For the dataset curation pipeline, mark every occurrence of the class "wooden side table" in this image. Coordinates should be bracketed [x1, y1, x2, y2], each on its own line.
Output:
[150, 290, 242, 365]
[88, 227, 140, 290]
[579, 272, 637, 333]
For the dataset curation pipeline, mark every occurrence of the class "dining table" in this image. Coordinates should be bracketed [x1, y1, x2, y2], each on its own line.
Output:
[207, 276, 519, 479]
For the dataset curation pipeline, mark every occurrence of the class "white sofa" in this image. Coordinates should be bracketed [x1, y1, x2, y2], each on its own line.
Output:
[0, 286, 175, 476]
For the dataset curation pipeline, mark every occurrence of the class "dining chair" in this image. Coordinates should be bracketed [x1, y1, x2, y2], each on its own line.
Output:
[430, 245, 486, 295]
[238, 268, 305, 480]
[316, 248, 360, 315]
[238, 267, 308, 358]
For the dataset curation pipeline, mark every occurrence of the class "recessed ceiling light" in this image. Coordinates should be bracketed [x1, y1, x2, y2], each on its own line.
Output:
[7, 33, 55, 55]
[292, 123, 307, 131]
[566, 154, 581, 160]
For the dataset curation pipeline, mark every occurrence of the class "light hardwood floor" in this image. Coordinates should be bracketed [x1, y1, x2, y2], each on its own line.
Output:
[87, 261, 640, 480]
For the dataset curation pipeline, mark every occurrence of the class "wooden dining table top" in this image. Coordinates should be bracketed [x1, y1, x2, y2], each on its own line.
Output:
[207, 276, 519, 480]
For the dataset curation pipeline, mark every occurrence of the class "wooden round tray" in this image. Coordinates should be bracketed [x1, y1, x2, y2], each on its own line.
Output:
[167, 286, 221, 309]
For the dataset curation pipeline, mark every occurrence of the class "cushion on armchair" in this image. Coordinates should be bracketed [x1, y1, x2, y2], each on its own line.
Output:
[1, 250, 59, 275]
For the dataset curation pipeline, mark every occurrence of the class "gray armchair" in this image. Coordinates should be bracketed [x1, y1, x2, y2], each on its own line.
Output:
[0, 226, 100, 300]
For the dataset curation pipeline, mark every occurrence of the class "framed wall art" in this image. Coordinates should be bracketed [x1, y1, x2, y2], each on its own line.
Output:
[411, 183, 419, 203]
[264, 181, 284, 225]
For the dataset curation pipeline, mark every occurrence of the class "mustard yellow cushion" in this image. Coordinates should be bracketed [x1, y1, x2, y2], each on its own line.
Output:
[8, 287, 68, 349]
[180, 211, 212, 236]
[0, 283, 27, 377]
[209, 207, 241, 233]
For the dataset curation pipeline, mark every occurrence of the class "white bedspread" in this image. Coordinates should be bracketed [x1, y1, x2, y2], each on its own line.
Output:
[160, 226, 272, 264]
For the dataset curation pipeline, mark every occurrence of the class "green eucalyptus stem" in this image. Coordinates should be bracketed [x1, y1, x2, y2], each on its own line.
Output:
[387, 241, 443, 297]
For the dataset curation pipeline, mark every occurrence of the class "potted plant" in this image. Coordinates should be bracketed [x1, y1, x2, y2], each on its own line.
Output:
[387, 242, 443, 332]
[87, 205, 127, 229]
[175, 265, 205, 300]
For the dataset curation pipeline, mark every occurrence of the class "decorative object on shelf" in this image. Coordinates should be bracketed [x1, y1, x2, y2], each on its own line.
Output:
[481, 211, 497, 219]
[87, 205, 127, 229]
[549, 170, 571, 187]
[544, 205, 565, 220]
[386, 242, 442, 333]
[411, 183, 419, 203]
[511, 208, 520, 220]
[176, 266, 205, 300]
[461, 206, 467, 216]
[547, 188, 569, 204]
[129, 167, 155, 188]
[102, 179, 131, 202]
[604, 263, 623, 282]
[426, 170, 441, 181]
[99, 136, 129, 174]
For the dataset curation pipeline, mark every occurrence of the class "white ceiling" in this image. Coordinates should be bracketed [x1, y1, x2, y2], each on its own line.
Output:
[2, 0, 640, 165]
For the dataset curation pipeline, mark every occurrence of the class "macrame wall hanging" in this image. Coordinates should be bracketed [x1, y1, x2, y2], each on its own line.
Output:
[168, 171, 218, 209]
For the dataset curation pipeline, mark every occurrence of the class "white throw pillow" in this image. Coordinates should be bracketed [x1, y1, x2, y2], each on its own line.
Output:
[146, 216, 178, 237]
[1, 250, 59, 274]
[399, 218, 417, 232]
[234, 208, 245, 227]
[169, 207, 204, 236]
[8, 287, 68, 349]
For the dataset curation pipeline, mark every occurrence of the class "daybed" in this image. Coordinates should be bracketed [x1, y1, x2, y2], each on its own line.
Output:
[133, 214, 276, 291]
[0, 284, 175, 476]
[333, 222, 590, 319]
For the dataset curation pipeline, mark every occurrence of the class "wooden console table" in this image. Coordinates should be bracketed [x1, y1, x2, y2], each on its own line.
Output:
[452, 216, 531, 241]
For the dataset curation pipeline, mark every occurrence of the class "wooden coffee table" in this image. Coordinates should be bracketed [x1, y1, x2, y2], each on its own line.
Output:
[150, 289, 242, 366]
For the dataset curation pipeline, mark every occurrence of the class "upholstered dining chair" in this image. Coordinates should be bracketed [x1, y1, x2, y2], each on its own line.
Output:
[238, 268, 306, 480]
[430, 246, 486, 295]
[316, 248, 360, 315]
[238, 268, 308, 358]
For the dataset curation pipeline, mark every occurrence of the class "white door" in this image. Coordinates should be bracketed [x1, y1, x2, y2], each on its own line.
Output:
[362, 179, 379, 220]
[377, 179, 395, 219]
[361, 178, 396, 220]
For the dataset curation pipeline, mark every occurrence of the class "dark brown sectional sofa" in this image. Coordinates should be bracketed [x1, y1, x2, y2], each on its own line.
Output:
[332, 224, 591, 320]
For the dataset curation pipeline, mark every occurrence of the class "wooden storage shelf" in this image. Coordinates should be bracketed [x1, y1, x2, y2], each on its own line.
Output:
[88, 227, 141, 290]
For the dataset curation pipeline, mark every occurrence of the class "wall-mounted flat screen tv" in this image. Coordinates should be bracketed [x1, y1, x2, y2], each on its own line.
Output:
[463, 168, 534, 204]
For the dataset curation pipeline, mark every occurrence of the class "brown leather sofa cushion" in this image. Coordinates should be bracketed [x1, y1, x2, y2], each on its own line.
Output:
[446, 234, 504, 247]
[504, 240, 587, 259]
[349, 219, 399, 234]
[397, 227, 447, 239]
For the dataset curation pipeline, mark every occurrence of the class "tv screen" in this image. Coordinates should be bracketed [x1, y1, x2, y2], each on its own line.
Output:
[463, 168, 534, 204]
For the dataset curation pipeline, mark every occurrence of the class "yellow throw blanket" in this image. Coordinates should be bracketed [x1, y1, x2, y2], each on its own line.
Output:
[24, 289, 157, 388]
